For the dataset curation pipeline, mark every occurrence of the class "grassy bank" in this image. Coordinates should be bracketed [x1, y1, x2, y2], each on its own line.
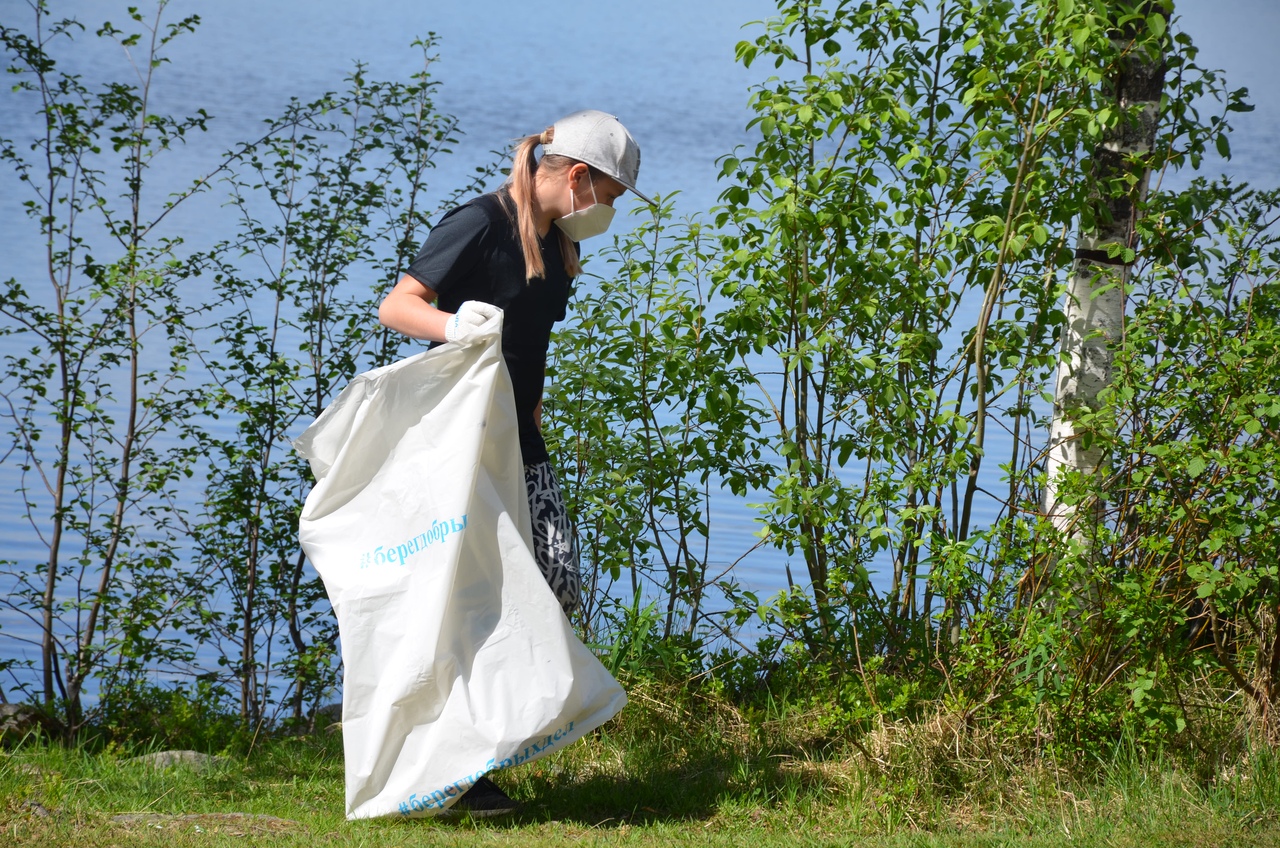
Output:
[3, 679, 1279, 847]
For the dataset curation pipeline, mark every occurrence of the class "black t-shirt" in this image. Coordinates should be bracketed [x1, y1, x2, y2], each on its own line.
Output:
[405, 190, 576, 465]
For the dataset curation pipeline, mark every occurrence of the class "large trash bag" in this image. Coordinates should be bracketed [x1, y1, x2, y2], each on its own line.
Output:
[295, 312, 626, 820]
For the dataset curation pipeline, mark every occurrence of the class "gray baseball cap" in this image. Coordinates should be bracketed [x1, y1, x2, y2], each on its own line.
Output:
[544, 109, 655, 206]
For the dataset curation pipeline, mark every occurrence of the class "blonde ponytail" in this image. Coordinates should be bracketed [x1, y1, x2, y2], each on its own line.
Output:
[504, 129, 583, 281]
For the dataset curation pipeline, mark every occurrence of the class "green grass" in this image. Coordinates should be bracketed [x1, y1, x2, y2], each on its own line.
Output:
[3, 682, 1280, 847]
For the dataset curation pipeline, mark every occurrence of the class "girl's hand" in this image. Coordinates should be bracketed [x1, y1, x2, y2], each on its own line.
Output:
[445, 301, 502, 345]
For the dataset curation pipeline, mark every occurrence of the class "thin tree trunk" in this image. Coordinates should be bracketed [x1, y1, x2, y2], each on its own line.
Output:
[1041, 1, 1169, 573]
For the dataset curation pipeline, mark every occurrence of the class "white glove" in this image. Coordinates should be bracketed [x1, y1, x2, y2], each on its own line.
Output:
[444, 300, 502, 345]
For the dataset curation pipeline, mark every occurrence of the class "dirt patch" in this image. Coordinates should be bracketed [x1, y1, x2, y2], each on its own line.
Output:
[110, 811, 301, 836]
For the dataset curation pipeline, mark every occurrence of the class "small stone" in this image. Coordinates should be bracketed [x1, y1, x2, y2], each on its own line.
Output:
[21, 800, 51, 818]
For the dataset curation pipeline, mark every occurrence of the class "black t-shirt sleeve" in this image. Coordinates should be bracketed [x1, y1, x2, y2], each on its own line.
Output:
[404, 202, 491, 294]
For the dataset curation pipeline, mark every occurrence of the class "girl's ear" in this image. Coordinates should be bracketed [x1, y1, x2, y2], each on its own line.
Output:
[564, 162, 591, 191]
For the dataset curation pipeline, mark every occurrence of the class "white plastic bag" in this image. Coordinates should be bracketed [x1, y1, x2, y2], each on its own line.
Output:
[295, 312, 626, 820]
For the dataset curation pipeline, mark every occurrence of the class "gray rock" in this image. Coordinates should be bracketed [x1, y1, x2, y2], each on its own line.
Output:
[0, 704, 48, 741]
[127, 750, 231, 771]
[314, 702, 342, 722]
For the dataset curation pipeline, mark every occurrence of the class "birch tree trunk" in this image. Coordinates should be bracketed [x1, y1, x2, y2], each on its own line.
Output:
[1042, 0, 1170, 562]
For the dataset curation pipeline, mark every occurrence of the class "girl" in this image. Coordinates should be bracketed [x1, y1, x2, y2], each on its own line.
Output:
[376, 109, 652, 815]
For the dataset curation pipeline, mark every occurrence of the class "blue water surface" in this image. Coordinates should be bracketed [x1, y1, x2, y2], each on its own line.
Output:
[0, 0, 1276, 697]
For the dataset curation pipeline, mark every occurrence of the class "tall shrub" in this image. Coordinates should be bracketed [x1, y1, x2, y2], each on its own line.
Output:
[706, 0, 1254, 709]
[0, 1, 217, 734]
[547, 204, 765, 648]
[0, 3, 488, 729]
[186, 46, 498, 727]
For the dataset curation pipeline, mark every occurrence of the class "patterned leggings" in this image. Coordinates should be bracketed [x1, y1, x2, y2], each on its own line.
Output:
[523, 461, 581, 615]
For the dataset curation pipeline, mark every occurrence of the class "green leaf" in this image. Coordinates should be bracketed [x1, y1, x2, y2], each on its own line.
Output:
[1147, 12, 1166, 41]
[1072, 25, 1089, 52]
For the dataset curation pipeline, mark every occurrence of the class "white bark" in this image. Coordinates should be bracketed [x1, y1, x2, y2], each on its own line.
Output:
[1043, 242, 1127, 537]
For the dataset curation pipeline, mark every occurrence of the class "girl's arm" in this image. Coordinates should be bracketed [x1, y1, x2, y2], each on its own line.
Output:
[378, 274, 450, 341]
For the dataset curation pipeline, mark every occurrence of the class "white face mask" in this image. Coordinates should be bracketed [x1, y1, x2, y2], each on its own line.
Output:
[554, 173, 615, 241]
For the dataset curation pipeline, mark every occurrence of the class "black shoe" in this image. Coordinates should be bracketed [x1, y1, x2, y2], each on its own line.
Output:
[449, 776, 519, 818]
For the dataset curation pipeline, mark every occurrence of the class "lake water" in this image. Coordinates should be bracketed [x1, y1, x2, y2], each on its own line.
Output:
[1, 0, 1277, 693]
